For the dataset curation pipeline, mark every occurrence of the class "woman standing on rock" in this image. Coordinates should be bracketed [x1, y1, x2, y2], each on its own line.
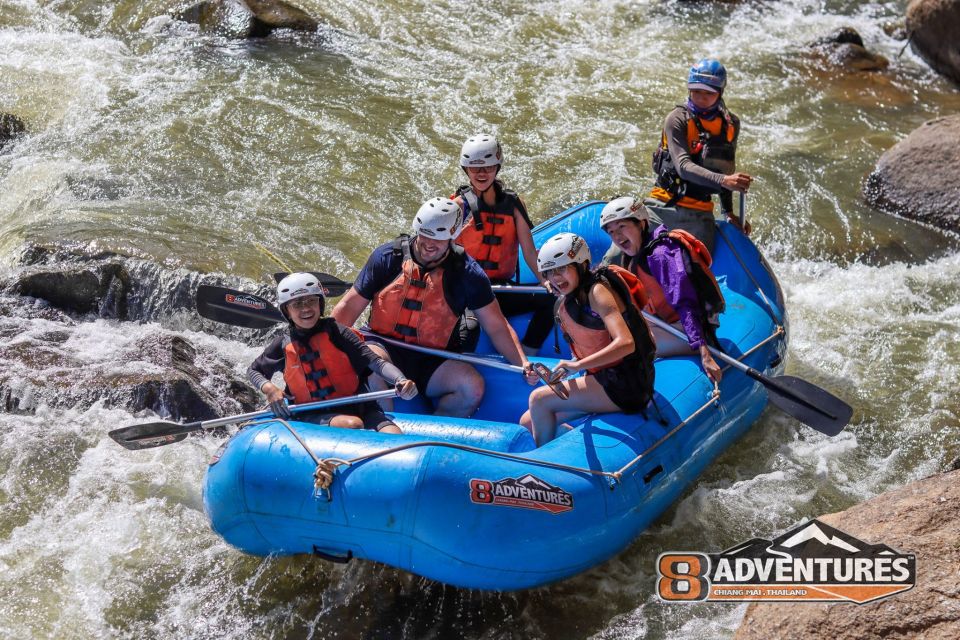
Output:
[646, 58, 752, 252]
[247, 273, 417, 433]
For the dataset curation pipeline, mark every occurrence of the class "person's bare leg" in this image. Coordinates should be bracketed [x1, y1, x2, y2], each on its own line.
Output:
[425, 360, 485, 417]
[329, 415, 363, 429]
[528, 376, 619, 445]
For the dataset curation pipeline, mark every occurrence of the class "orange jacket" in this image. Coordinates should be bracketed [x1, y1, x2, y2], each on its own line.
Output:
[454, 183, 527, 282]
[369, 239, 461, 350]
[283, 331, 360, 404]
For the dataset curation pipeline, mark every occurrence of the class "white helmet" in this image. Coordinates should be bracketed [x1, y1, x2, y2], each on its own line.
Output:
[412, 197, 463, 240]
[600, 196, 648, 229]
[537, 232, 591, 273]
[460, 133, 502, 168]
[277, 272, 324, 307]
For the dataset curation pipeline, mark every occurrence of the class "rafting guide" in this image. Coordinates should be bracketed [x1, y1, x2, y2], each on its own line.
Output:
[657, 519, 916, 604]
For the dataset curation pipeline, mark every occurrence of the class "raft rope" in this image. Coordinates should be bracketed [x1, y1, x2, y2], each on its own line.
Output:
[248, 328, 782, 495]
[245, 382, 723, 495]
[715, 225, 784, 329]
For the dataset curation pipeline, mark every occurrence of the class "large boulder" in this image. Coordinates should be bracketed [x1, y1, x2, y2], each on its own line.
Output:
[907, 0, 960, 85]
[735, 469, 960, 639]
[173, 0, 317, 38]
[863, 115, 960, 233]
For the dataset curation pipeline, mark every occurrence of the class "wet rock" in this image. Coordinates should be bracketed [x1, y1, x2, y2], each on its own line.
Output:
[0, 113, 26, 151]
[907, 0, 960, 85]
[882, 19, 909, 41]
[15, 262, 130, 318]
[809, 27, 890, 72]
[0, 311, 259, 421]
[863, 115, 960, 234]
[8, 243, 279, 343]
[735, 469, 960, 639]
[173, 0, 317, 38]
[245, 0, 318, 31]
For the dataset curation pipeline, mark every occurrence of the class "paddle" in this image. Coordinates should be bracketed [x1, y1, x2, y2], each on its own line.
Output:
[196, 285, 285, 327]
[272, 271, 546, 296]
[109, 389, 399, 451]
[641, 312, 851, 436]
[357, 330, 570, 400]
[196, 284, 569, 399]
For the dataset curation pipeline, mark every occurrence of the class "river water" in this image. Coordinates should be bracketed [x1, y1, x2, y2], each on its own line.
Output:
[1, 0, 958, 638]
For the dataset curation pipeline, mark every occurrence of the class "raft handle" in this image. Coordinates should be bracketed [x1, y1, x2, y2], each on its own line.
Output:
[643, 465, 664, 484]
[312, 546, 353, 564]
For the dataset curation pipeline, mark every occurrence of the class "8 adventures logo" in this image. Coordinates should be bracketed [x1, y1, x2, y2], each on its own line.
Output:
[224, 293, 267, 310]
[657, 519, 915, 604]
[469, 474, 573, 514]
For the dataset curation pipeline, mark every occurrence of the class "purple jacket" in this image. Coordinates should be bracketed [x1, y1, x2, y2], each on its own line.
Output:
[602, 225, 706, 349]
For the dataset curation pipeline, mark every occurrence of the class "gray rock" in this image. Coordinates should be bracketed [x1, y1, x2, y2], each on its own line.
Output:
[863, 115, 960, 234]
[735, 469, 960, 639]
[0, 113, 26, 151]
[15, 264, 129, 317]
[9, 243, 279, 343]
[0, 308, 260, 421]
[809, 27, 890, 72]
[907, 0, 960, 85]
[174, 0, 317, 38]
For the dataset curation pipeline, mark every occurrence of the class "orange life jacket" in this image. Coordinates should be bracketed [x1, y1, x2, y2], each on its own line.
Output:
[630, 228, 725, 334]
[555, 267, 656, 374]
[453, 182, 527, 282]
[283, 330, 360, 405]
[369, 236, 463, 350]
[650, 105, 738, 212]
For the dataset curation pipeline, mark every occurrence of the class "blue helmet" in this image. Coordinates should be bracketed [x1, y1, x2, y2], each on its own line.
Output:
[687, 58, 727, 93]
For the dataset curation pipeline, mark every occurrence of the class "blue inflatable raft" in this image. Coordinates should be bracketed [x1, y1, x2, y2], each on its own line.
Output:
[203, 201, 787, 590]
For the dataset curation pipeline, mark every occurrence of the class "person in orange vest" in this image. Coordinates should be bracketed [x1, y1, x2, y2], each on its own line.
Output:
[453, 134, 554, 355]
[332, 198, 538, 417]
[521, 233, 656, 445]
[647, 58, 752, 253]
[248, 273, 418, 433]
[600, 196, 723, 383]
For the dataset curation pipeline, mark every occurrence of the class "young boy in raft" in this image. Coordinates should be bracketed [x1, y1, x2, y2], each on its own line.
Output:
[247, 272, 418, 433]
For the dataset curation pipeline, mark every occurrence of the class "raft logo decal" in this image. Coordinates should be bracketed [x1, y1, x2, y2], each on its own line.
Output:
[469, 474, 573, 514]
[656, 519, 915, 604]
[225, 293, 267, 310]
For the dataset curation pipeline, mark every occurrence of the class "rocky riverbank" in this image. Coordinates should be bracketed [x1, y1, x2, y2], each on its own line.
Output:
[735, 467, 960, 639]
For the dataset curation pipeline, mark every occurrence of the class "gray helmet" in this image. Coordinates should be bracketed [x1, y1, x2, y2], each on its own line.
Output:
[460, 133, 503, 168]
[600, 196, 648, 229]
[277, 272, 324, 309]
[537, 232, 591, 273]
[412, 197, 463, 240]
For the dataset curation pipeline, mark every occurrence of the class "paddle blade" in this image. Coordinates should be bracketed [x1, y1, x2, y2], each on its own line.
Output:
[109, 422, 192, 450]
[196, 285, 284, 328]
[272, 272, 353, 296]
[763, 375, 853, 436]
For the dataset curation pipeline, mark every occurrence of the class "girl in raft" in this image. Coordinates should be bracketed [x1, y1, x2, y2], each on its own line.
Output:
[520, 233, 656, 446]
[247, 272, 418, 433]
[599, 196, 725, 383]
